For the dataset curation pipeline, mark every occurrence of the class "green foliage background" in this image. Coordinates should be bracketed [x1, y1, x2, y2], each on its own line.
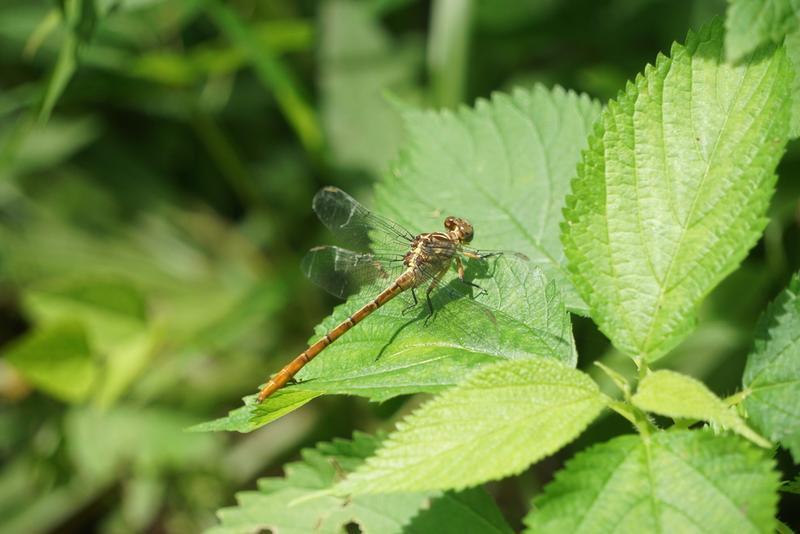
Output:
[1, 0, 799, 532]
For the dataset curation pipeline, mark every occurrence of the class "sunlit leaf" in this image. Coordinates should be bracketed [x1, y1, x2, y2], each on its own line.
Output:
[189, 390, 321, 433]
[197, 255, 576, 431]
[209, 432, 512, 534]
[632, 369, 770, 447]
[725, 0, 799, 60]
[524, 430, 779, 533]
[562, 19, 792, 361]
[375, 85, 601, 314]
[742, 271, 800, 461]
[335, 358, 606, 493]
[726, 0, 800, 137]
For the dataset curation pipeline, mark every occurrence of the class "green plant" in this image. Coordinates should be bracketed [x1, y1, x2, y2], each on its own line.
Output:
[199, 17, 800, 533]
[2, 0, 800, 532]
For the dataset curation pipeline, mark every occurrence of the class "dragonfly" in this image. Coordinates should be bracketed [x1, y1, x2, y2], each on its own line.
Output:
[256, 186, 501, 402]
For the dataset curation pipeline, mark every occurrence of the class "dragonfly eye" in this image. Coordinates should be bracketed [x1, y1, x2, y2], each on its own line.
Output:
[444, 216, 456, 230]
[462, 224, 474, 243]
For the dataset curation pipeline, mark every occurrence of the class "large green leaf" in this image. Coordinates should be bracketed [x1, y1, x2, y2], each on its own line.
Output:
[209, 432, 512, 534]
[294, 255, 576, 396]
[632, 369, 770, 447]
[375, 85, 601, 314]
[524, 430, 779, 533]
[197, 255, 576, 432]
[725, 0, 799, 60]
[3, 322, 96, 402]
[334, 358, 606, 494]
[742, 271, 800, 461]
[562, 19, 792, 362]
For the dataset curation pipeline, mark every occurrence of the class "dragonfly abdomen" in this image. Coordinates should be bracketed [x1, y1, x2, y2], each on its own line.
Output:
[257, 270, 415, 402]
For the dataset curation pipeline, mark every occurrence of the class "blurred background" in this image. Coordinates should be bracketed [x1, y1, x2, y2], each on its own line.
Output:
[0, 0, 798, 532]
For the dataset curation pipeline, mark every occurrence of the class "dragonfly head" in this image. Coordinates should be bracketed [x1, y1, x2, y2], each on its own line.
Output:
[444, 216, 474, 244]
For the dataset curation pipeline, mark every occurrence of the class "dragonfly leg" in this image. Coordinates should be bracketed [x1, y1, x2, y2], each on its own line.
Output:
[456, 257, 487, 297]
[402, 287, 419, 315]
[464, 250, 501, 260]
[424, 271, 447, 326]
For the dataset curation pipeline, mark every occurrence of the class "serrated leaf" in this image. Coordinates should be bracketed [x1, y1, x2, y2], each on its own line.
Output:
[742, 271, 800, 462]
[294, 256, 576, 398]
[783, 30, 800, 139]
[726, 1, 800, 137]
[632, 369, 770, 447]
[524, 430, 779, 533]
[375, 85, 601, 314]
[562, 19, 792, 361]
[210, 432, 512, 534]
[189, 389, 321, 433]
[335, 358, 606, 494]
[725, 0, 800, 60]
[198, 256, 576, 432]
[3, 322, 96, 402]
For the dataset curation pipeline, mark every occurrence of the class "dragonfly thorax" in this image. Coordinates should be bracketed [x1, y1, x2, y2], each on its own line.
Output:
[403, 233, 459, 276]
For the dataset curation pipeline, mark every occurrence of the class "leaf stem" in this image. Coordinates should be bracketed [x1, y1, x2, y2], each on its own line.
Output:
[427, 0, 472, 108]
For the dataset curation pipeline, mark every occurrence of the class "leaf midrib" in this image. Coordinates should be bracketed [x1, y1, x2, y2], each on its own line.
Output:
[637, 39, 759, 356]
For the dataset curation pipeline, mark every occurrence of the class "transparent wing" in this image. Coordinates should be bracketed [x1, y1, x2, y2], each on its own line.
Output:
[301, 246, 406, 299]
[412, 252, 571, 359]
[312, 187, 415, 253]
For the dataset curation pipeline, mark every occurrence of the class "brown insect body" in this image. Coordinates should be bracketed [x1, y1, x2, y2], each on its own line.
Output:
[256, 213, 477, 403]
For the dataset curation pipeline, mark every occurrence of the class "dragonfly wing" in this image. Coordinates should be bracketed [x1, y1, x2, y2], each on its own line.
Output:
[312, 187, 415, 253]
[302, 246, 404, 299]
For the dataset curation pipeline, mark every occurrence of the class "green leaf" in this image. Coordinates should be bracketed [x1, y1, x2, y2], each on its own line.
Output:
[725, 0, 800, 60]
[562, 19, 792, 361]
[39, 0, 99, 123]
[726, 1, 800, 137]
[632, 369, 770, 447]
[3, 322, 96, 402]
[21, 276, 159, 406]
[319, 0, 420, 175]
[23, 276, 147, 351]
[782, 474, 800, 494]
[295, 256, 576, 398]
[742, 271, 800, 462]
[783, 30, 800, 139]
[375, 85, 601, 314]
[524, 430, 779, 533]
[335, 358, 606, 494]
[209, 432, 512, 534]
[196, 256, 575, 432]
[189, 389, 321, 433]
